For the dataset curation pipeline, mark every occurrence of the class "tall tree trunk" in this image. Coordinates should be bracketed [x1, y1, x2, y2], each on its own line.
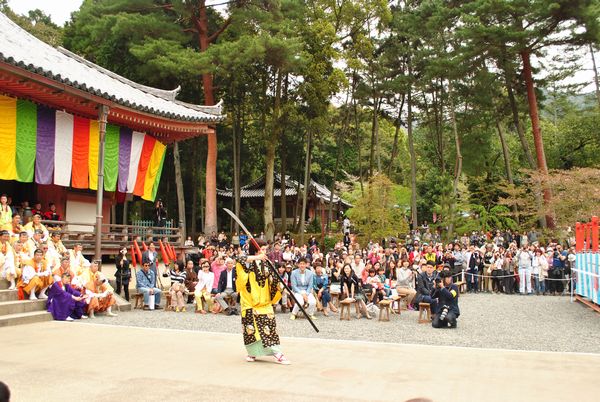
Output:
[375, 98, 381, 173]
[590, 44, 600, 108]
[407, 87, 418, 230]
[299, 130, 313, 244]
[327, 142, 342, 232]
[280, 150, 287, 233]
[387, 95, 405, 177]
[353, 88, 364, 195]
[368, 99, 376, 178]
[496, 120, 519, 223]
[191, 138, 199, 236]
[173, 142, 186, 242]
[232, 101, 241, 235]
[263, 69, 281, 242]
[447, 81, 462, 239]
[521, 50, 554, 229]
[293, 179, 302, 232]
[501, 48, 536, 169]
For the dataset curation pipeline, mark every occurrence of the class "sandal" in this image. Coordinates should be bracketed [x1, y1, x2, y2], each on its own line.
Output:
[273, 353, 291, 365]
[246, 355, 256, 362]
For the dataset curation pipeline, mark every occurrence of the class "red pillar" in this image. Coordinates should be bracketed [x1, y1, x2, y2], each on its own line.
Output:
[575, 222, 582, 252]
[592, 216, 599, 252]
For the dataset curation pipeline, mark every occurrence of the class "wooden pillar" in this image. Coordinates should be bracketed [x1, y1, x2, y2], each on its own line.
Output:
[592, 216, 598, 252]
[94, 105, 109, 260]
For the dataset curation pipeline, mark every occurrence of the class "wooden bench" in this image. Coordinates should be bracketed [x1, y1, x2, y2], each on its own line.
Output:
[165, 293, 174, 311]
[418, 302, 431, 324]
[378, 299, 392, 322]
[330, 291, 341, 308]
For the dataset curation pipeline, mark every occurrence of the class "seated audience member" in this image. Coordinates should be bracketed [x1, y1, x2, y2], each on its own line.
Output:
[364, 268, 379, 303]
[290, 258, 317, 320]
[395, 259, 417, 310]
[31, 202, 43, 217]
[313, 264, 336, 316]
[43, 203, 61, 228]
[211, 254, 227, 295]
[3, 213, 23, 243]
[376, 264, 391, 299]
[184, 259, 198, 302]
[115, 248, 131, 301]
[23, 214, 48, 241]
[0, 230, 17, 289]
[215, 258, 238, 315]
[195, 260, 214, 314]
[21, 248, 53, 300]
[136, 261, 162, 310]
[339, 263, 371, 319]
[163, 261, 187, 312]
[276, 264, 291, 313]
[432, 271, 460, 328]
[47, 273, 87, 321]
[85, 262, 117, 318]
[416, 261, 439, 313]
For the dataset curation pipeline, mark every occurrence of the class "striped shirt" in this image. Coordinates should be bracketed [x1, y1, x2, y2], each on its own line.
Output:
[167, 269, 186, 284]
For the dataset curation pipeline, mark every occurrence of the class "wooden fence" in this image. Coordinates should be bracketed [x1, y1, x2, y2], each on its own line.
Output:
[41, 219, 184, 257]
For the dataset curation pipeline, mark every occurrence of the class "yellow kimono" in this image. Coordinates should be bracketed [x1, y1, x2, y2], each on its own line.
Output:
[236, 258, 282, 354]
[2, 222, 23, 243]
[23, 222, 49, 240]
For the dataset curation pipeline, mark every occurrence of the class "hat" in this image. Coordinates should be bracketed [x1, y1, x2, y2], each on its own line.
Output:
[426, 260, 435, 266]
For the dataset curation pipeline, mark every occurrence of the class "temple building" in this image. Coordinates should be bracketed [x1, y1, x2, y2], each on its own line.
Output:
[0, 12, 224, 256]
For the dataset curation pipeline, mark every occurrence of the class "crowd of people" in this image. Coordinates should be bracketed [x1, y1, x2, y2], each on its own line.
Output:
[0, 193, 117, 321]
[0, 193, 578, 329]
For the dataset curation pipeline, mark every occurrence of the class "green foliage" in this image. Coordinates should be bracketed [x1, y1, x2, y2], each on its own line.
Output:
[347, 174, 409, 240]
[307, 217, 321, 233]
[240, 206, 264, 234]
[1, 3, 63, 46]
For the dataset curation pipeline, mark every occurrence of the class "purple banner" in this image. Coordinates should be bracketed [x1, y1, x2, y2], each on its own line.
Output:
[118, 127, 132, 193]
[35, 106, 55, 184]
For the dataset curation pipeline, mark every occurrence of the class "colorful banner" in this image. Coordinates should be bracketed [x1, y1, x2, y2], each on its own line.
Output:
[0, 94, 166, 201]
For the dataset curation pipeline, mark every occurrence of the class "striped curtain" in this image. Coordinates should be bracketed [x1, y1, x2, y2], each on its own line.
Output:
[0, 94, 167, 201]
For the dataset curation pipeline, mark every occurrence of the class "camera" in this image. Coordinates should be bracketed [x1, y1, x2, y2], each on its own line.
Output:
[439, 305, 449, 321]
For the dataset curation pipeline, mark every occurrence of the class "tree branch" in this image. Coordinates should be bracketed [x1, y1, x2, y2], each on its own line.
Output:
[208, 17, 232, 43]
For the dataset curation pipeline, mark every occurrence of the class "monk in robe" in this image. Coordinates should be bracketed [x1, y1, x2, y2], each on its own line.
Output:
[53, 256, 75, 283]
[2, 213, 23, 243]
[0, 230, 17, 289]
[19, 232, 35, 259]
[47, 273, 87, 321]
[236, 240, 290, 365]
[23, 214, 48, 241]
[47, 232, 67, 260]
[20, 248, 53, 300]
[85, 265, 117, 318]
[69, 244, 89, 277]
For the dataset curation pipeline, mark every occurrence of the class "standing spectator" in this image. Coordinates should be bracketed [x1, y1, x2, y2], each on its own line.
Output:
[290, 258, 316, 320]
[154, 199, 167, 228]
[0, 194, 12, 227]
[532, 249, 548, 295]
[142, 243, 159, 287]
[503, 252, 516, 294]
[467, 247, 483, 293]
[342, 216, 351, 234]
[517, 245, 533, 295]
[550, 246, 567, 295]
[115, 247, 131, 301]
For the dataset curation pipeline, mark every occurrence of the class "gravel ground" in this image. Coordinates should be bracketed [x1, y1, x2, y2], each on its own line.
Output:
[87, 293, 600, 354]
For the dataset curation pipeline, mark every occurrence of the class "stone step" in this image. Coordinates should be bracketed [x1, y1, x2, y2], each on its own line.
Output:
[0, 280, 8, 290]
[0, 289, 18, 302]
[0, 310, 53, 327]
[0, 299, 47, 316]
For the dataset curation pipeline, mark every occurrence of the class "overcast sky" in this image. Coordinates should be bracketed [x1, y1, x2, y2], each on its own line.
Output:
[8, 0, 596, 94]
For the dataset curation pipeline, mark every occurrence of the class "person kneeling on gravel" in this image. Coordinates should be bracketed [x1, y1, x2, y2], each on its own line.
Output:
[431, 271, 460, 329]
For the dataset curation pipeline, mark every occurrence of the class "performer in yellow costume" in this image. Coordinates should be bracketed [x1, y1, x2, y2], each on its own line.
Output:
[236, 239, 290, 365]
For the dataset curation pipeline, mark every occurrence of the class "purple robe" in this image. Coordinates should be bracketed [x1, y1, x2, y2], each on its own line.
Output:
[46, 282, 86, 320]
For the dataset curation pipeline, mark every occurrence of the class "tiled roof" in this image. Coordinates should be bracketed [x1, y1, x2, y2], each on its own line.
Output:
[217, 174, 352, 207]
[0, 12, 224, 123]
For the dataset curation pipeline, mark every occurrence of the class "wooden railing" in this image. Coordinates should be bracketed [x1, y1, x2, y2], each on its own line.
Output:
[41, 220, 184, 256]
